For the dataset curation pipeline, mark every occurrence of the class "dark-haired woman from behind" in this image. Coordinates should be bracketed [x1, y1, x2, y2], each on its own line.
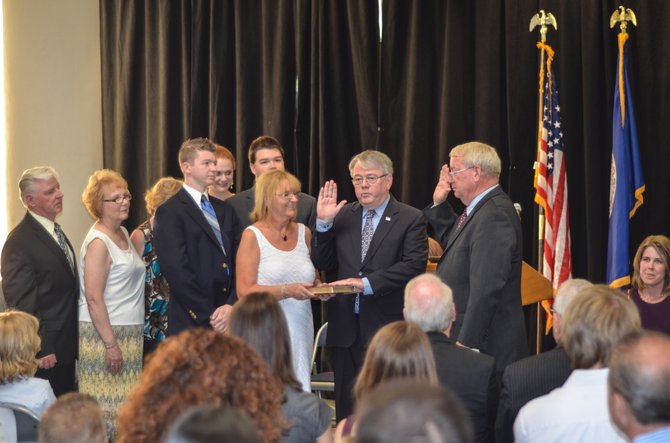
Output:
[230, 292, 333, 443]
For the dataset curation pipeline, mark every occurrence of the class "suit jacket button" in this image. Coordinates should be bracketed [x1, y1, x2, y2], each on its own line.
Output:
[222, 263, 228, 269]
[222, 288, 228, 293]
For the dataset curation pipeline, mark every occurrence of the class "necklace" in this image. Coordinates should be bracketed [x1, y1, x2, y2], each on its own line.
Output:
[639, 290, 668, 304]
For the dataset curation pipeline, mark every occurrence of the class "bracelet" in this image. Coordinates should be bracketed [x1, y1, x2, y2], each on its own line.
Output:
[104, 341, 117, 350]
[280, 285, 286, 299]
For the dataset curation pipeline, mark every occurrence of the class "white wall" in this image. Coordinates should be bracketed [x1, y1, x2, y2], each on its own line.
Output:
[3, 0, 103, 254]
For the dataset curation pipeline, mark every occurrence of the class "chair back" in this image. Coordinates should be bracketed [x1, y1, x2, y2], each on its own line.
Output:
[0, 403, 40, 443]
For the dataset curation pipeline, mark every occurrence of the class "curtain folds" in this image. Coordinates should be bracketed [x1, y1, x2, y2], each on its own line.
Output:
[99, 0, 670, 282]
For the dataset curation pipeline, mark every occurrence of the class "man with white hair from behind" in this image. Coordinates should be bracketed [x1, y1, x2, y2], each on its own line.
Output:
[404, 273, 497, 443]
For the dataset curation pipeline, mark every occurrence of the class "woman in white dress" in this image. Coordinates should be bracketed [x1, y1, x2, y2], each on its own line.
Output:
[236, 170, 322, 391]
[78, 169, 145, 435]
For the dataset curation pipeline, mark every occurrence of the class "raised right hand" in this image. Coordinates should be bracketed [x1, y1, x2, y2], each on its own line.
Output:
[432, 164, 452, 205]
[317, 180, 347, 222]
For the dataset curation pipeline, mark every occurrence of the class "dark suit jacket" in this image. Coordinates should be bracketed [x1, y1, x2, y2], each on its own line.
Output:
[429, 332, 499, 443]
[424, 186, 527, 370]
[495, 346, 572, 443]
[1, 213, 78, 365]
[227, 185, 317, 232]
[153, 188, 240, 335]
[312, 196, 427, 348]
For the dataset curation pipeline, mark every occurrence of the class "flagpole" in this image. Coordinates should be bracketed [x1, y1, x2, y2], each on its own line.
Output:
[530, 10, 557, 354]
[607, 7, 643, 288]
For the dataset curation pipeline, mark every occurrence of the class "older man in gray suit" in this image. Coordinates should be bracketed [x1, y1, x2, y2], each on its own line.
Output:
[424, 142, 527, 372]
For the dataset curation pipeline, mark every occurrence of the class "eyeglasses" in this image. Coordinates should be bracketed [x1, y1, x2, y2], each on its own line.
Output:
[351, 174, 388, 186]
[103, 193, 132, 204]
[276, 191, 300, 200]
[448, 167, 474, 177]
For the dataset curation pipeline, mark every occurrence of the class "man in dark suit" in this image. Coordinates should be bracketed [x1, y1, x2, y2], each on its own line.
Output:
[1, 166, 78, 396]
[404, 273, 498, 443]
[495, 278, 592, 443]
[227, 135, 316, 231]
[312, 149, 428, 421]
[424, 141, 527, 372]
[154, 138, 240, 335]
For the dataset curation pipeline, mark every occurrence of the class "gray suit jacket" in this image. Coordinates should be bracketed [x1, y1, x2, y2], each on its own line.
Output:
[1, 213, 79, 364]
[227, 185, 317, 232]
[424, 186, 527, 370]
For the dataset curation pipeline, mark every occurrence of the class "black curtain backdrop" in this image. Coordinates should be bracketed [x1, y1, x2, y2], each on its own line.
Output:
[100, 0, 670, 283]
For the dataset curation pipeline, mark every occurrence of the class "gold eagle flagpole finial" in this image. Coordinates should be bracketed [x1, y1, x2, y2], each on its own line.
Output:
[610, 6, 637, 126]
[529, 10, 557, 43]
[610, 6, 637, 34]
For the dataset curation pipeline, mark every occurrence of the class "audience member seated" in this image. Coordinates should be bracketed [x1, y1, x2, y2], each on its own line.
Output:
[164, 405, 262, 443]
[334, 321, 438, 442]
[229, 292, 333, 443]
[115, 329, 284, 443]
[495, 278, 593, 443]
[427, 236, 444, 259]
[608, 331, 670, 442]
[38, 392, 106, 443]
[404, 273, 498, 443]
[208, 144, 237, 201]
[0, 310, 56, 417]
[513, 285, 641, 443]
[356, 380, 473, 443]
[130, 177, 183, 356]
[629, 235, 670, 335]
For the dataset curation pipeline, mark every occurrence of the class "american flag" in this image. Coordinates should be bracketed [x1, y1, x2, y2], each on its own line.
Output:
[534, 49, 572, 291]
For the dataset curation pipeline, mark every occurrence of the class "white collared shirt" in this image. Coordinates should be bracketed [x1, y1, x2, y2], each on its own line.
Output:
[514, 368, 626, 443]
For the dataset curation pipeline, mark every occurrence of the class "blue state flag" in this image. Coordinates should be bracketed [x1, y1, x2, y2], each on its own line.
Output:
[607, 35, 644, 288]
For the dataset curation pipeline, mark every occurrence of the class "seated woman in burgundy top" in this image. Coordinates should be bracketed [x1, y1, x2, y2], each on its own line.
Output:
[629, 235, 670, 336]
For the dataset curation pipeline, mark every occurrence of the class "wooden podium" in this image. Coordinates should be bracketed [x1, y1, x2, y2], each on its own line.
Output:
[521, 261, 553, 306]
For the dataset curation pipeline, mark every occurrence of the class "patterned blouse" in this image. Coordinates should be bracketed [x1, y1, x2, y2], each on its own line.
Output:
[138, 220, 170, 342]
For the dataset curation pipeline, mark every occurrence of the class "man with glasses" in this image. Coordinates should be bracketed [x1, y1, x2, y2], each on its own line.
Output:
[424, 142, 527, 375]
[312, 149, 428, 420]
[227, 135, 316, 232]
[154, 138, 240, 335]
[1, 166, 78, 396]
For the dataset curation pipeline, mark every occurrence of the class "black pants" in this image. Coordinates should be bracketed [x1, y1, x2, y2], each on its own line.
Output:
[36, 361, 76, 397]
[332, 318, 366, 422]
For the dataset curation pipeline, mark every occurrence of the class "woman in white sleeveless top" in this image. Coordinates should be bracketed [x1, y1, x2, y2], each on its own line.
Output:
[236, 170, 323, 391]
[78, 170, 145, 436]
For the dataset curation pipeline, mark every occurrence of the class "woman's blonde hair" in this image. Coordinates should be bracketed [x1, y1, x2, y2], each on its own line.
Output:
[82, 169, 128, 219]
[145, 177, 182, 216]
[250, 170, 300, 223]
[353, 321, 438, 402]
[0, 310, 41, 383]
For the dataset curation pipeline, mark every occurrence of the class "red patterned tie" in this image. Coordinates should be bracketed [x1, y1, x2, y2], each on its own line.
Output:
[456, 210, 468, 230]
